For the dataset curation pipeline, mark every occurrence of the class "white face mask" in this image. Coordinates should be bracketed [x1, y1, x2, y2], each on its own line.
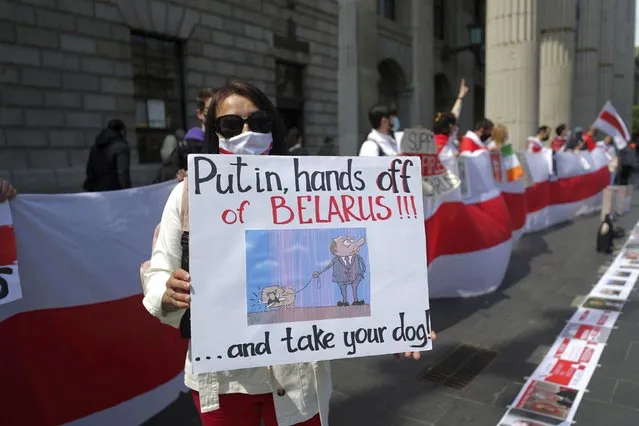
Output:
[218, 131, 272, 155]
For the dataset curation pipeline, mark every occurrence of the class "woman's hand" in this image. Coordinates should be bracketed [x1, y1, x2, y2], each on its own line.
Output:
[176, 169, 187, 182]
[394, 330, 438, 360]
[162, 268, 191, 311]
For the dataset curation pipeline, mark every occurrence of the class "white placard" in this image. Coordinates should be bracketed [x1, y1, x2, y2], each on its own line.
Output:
[188, 155, 431, 373]
[0, 203, 21, 306]
[567, 307, 619, 329]
[512, 379, 584, 423]
[530, 338, 604, 390]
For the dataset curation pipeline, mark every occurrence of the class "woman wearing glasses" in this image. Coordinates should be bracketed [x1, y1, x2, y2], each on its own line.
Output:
[143, 80, 328, 426]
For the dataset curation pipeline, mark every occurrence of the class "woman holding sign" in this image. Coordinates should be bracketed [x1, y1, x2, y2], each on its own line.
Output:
[143, 81, 428, 426]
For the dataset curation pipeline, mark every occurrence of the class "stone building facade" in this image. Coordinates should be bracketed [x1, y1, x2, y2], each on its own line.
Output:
[1, 0, 636, 192]
[0, 0, 338, 192]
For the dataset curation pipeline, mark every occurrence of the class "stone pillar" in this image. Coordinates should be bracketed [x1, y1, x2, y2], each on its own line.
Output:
[612, 0, 634, 127]
[598, 0, 614, 111]
[485, 0, 540, 152]
[337, 0, 378, 155]
[572, 0, 601, 128]
[411, 0, 434, 128]
[538, 0, 576, 130]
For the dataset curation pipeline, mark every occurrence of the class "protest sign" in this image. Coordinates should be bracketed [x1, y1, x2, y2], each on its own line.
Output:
[0, 203, 21, 306]
[399, 128, 460, 197]
[567, 307, 619, 329]
[530, 338, 603, 390]
[560, 323, 612, 344]
[512, 380, 583, 423]
[187, 155, 431, 373]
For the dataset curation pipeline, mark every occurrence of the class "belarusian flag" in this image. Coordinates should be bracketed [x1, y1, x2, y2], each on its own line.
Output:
[500, 143, 524, 181]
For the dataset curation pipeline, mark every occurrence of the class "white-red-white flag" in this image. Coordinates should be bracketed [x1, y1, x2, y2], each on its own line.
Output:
[592, 101, 630, 150]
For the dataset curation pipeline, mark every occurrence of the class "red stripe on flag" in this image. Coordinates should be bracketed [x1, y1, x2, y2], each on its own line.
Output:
[425, 166, 609, 263]
[0, 295, 189, 425]
[0, 225, 17, 265]
[600, 111, 628, 140]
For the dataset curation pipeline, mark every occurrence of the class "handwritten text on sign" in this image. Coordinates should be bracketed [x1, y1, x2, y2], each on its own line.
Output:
[399, 128, 460, 197]
[188, 155, 431, 373]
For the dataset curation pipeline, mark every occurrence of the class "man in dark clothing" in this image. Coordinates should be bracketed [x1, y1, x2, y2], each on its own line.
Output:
[83, 119, 132, 192]
[616, 141, 637, 185]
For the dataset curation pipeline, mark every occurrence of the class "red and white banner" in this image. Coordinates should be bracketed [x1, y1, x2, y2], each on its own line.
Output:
[0, 147, 612, 425]
[592, 101, 631, 150]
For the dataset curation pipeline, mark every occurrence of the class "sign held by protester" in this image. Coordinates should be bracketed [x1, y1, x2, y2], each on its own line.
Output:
[188, 155, 432, 373]
[0, 204, 21, 306]
[399, 128, 460, 197]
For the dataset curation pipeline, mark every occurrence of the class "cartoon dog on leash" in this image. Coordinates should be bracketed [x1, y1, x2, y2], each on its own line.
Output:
[260, 285, 296, 311]
[313, 236, 367, 306]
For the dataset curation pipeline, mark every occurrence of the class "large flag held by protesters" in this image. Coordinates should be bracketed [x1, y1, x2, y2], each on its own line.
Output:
[592, 101, 631, 150]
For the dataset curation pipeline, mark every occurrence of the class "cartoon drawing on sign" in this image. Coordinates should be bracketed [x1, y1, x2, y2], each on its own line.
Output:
[246, 227, 371, 326]
[312, 235, 367, 306]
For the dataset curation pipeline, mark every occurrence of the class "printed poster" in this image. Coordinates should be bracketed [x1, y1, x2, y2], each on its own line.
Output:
[188, 155, 431, 373]
[499, 408, 571, 426]
[603, 269, 639, 286]
[513, 380, 583, 422]
[530, 338, 603, 390]
[589, 272, 635, 300]
[399, 128, 460, 197]
[581, 296, 625, 312]
[567, 307, 619, 328]
[0, 203, 21, 306]
[560, 323, 612, 344]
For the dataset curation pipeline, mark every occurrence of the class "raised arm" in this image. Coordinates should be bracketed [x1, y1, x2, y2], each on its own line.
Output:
[451, 79, 469, 119]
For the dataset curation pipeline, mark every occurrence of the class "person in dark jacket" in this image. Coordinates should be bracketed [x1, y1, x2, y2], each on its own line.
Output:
[616, 141, 637, 185]
[83, 119, 132, 192]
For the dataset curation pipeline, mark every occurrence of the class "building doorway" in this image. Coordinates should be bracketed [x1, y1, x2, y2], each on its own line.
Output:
[275, 61, 305, 146]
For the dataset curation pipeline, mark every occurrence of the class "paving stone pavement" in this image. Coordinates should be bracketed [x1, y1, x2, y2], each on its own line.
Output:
[144, 203, 639, 426]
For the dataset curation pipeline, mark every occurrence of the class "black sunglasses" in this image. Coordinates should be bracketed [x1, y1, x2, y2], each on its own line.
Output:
[215, 111, 272, 139]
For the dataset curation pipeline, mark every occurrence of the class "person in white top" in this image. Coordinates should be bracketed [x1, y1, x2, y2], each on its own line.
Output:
[359, 104, 400, 156]
[143, 80, 427, 426]
[527, 126, 550, 153]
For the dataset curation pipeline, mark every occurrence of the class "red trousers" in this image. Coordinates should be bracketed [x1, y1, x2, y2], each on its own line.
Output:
[192, 391, 321, 426]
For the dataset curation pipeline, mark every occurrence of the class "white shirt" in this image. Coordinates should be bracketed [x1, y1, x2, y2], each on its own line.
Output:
[142, 182, 331, 425]
[359, 129, 399, 156]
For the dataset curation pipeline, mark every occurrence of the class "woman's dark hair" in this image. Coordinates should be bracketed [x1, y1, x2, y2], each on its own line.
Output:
[556, 124, 566, 136]
[204, 80, 287, 155]
[368, 104, 390, 129]
[433, 112, 457, 135]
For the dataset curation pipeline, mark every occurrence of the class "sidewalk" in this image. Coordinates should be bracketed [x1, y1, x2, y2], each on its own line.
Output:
[145, 204, 639, 426]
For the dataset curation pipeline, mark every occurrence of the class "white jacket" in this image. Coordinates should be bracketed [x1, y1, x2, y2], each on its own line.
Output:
[142, 182, 332, 425]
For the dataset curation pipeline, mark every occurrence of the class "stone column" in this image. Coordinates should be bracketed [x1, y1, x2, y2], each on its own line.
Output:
[485, 0, 540, 152]
[572, 0, 601, 128]
[598, 0, 614, 111]
[538, 0, 576, 130]
[337, 0, 378, 155]
[411, 0, 434, 128]
[612, 0, 634, 126]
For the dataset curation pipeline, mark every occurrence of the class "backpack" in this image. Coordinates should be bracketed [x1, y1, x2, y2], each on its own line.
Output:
[140, 179, 191, 337]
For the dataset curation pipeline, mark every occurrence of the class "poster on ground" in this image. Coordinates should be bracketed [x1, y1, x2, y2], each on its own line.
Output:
[0, 203, 21, 306]
[581, 296, 625, 312]
[512, 380, 583, 423]
[530, 338, 603, 390]
[560, 323, 612, 344]
[499, 408, 571, 426]
[188, 155, 431, 373]
[567, 307, 619, 328]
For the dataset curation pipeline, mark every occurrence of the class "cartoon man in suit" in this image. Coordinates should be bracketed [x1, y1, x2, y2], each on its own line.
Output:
[313, 236, 367, 306]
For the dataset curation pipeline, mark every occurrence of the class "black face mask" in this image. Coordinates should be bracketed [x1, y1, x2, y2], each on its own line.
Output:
[480, 133, 491, 142]
[541, 135, 549, 142]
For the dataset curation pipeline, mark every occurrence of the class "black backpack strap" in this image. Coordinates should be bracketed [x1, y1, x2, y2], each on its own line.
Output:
[360, 139, 386, 156]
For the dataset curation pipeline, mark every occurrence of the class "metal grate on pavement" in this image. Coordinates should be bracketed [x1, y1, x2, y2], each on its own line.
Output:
[422, 344, 497, 389]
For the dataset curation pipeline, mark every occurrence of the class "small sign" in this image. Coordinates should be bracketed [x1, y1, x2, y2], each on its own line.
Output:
[400, 128, 460, 197]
